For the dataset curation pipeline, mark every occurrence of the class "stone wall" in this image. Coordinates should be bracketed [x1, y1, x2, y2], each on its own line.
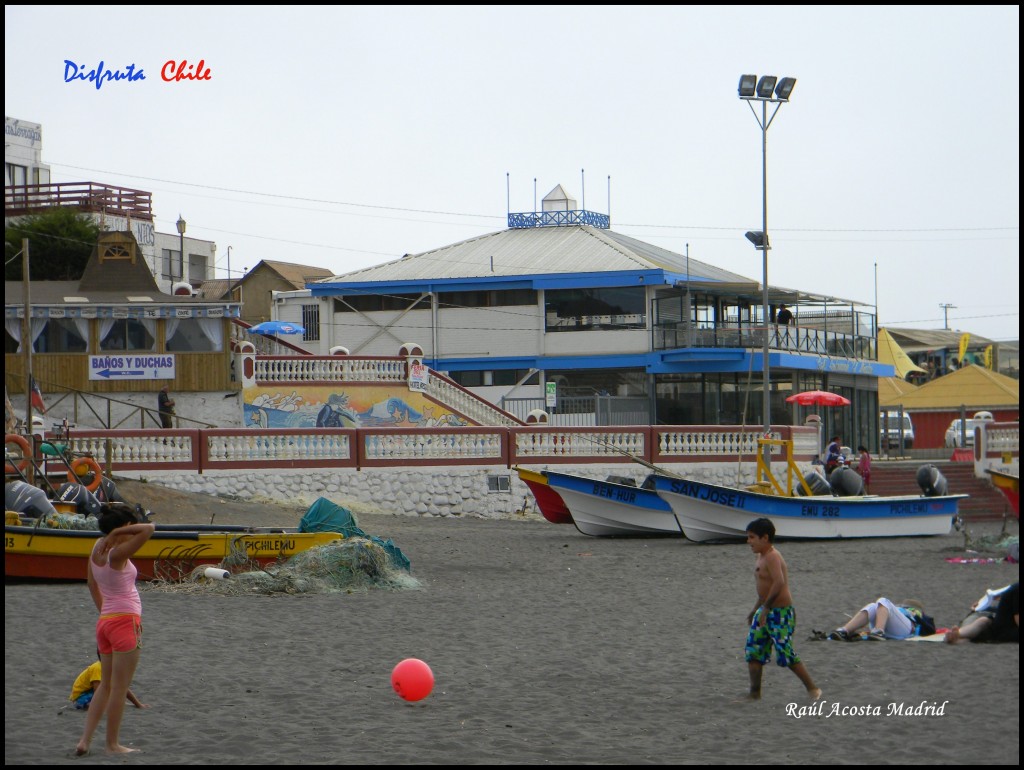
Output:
[111, 461, 771, 520]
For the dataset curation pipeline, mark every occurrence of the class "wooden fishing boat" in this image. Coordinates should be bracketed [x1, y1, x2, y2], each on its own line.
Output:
[542, 469, 682, 537]
[4, 522, 345, 581]
[649, 475, 966, 542]
[986, 468, 1020, 517]
[514, 466, 573, 524]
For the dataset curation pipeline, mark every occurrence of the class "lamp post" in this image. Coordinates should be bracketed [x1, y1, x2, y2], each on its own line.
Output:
[738, 74, 796, 461]
[175, 214, 186, 283]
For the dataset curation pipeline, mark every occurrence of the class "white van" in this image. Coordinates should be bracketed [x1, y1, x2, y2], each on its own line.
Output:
[943, 411, 995, 448]
[880, 412, 915, 449]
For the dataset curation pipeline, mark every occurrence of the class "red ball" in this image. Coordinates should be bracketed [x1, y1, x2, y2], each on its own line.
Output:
[391, 658, 434, 702]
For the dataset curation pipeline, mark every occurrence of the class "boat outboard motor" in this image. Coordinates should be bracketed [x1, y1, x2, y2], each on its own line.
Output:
[55, 482, 102, 516]
[95, 476, 127, 504]
[829, 466, 865, 497]
[916, 464, 948, 497]
[5, 480, 57, 518]
[797, 470, 832, 496]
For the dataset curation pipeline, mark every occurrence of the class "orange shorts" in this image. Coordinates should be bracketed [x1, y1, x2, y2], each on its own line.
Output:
[96, 614, 142, 654]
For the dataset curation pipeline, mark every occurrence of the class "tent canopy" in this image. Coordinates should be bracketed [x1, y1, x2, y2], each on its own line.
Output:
[878, 328, 927, 379]
[880, 364, 1019, 409]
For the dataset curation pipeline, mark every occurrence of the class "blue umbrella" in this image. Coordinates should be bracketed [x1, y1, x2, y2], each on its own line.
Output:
[249, 321, 305, 335]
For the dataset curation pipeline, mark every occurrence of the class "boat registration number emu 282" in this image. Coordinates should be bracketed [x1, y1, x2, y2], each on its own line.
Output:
[800, 504, 840, 517]
[667, 480, 747, 509]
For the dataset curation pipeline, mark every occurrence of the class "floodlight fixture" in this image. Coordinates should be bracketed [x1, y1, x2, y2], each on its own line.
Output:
[775, 77, 797, 101]
[738, 74, 757, 98]
[756, 76, 777, 99]
[745, 230, 768, 249]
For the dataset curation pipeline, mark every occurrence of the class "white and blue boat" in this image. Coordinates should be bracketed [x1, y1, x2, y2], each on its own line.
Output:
[649, 474, 966, 542]
[542, 469, 682, 538]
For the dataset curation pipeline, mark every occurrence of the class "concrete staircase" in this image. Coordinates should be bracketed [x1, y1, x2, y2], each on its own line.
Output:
[870, 460, 1013, 522]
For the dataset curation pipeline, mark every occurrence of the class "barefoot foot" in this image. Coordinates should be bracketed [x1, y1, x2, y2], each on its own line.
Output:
[808, 687, 823, 701]
[106, 745, 139, 755]
[944, 626, 961, 645]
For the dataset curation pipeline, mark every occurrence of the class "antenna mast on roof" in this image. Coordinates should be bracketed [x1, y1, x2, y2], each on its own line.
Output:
[506, 172, 510, 218]
[581, 168, 585, 211]
[607, 175, 611, 223]
[533, 178, 537, 212]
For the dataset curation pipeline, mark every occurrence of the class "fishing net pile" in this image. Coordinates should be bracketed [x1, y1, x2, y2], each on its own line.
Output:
[39, 512, 100, 530]
[147, 536, 421, 596]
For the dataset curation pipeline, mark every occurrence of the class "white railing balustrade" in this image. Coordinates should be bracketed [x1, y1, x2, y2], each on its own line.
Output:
[206, 432, 353, 464]
[423, 374, 522, 427]
[254, 357, 407, 384]
[362, 430, 505, 462]
[70, 432, 197, 467]
[514, 429, 647, 458]
[657, 429, 778, 457]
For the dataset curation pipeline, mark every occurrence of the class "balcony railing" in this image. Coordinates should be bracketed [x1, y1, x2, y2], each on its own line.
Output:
[5, 182, 154, 219]
[653, 323, 874, 360]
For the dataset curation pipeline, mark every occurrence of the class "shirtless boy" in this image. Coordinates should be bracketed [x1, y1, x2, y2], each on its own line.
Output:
[742, 518, 821, 701]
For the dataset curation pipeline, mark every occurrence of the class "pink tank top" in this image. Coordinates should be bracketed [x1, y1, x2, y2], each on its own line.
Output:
[90, 540, 142, 616]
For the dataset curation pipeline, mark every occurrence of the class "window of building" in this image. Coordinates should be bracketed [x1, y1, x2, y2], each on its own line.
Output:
[100, 319, 154, 351]
[166, 319, 218, 352]
[438, 289, 536, 309]
[334, 293, 429, 313]
[301, 304, 320, 341]
[544, 287, 645, 331]
[31, 318, 88, 353]
[162, 248, 183, 281]
[487, 474, 511, 493]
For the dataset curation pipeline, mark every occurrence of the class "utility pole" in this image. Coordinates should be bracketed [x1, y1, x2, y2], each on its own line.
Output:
[939, 303, 956, 330]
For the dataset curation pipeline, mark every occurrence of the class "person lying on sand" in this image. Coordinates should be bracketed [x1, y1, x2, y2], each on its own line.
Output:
[945, 583, 1019, 644]
[827, 597, 931, 641]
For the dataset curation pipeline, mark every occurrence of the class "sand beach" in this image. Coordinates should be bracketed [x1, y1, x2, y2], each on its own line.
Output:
[4, 480, 1019, 765]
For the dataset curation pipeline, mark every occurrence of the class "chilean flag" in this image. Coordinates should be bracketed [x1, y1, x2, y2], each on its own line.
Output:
[30, 375, 47, 414]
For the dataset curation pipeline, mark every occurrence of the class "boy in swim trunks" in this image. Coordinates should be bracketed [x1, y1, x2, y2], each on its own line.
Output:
[742, 518, 821, 701]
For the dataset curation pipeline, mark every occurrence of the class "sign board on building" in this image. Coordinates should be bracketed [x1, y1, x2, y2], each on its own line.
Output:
[545, 381, 557, 408]
[408, 362, 429, 391]
[89, 354, 175, 381]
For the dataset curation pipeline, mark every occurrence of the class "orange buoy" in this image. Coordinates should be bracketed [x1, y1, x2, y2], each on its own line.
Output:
[69, 456, 103, 492]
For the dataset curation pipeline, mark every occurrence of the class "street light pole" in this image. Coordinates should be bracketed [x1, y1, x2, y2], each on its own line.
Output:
[738, 74, 796, 464]
[175, 214, 186, 284]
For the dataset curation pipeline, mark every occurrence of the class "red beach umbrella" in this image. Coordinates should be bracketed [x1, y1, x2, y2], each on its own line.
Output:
[785, 390, 851, 407]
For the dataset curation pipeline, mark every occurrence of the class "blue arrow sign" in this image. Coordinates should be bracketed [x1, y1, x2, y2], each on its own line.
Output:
[98, 369, 145, 378]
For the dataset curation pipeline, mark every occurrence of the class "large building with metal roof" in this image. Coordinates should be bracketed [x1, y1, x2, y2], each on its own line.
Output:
[273, 186, 890, 449]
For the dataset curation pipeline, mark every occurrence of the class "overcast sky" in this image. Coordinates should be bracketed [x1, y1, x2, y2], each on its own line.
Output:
[5, 5, 1019, 342]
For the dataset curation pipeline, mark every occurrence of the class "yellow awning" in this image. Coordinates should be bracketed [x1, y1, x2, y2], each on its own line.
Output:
[878, 328, 927, 379]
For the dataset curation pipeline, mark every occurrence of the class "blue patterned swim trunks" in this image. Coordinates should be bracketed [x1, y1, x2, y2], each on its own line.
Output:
[745, 605, 801, 667]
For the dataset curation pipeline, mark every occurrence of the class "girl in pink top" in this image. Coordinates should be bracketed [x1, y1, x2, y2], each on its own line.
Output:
[75, 504, 154, 757]
[856, 445, 872, 493]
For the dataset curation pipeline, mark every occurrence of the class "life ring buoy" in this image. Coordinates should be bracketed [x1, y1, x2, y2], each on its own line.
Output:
[69, 457, 103, 492]
[5, 433, 31, 474]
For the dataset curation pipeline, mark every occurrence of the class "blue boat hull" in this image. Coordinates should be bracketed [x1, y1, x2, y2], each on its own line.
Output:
[651, 475, 965, 542]
[544, 470, 681, 537]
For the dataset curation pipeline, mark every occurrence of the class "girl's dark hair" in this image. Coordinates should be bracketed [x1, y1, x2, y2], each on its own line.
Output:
[98, 502, 139, 534]
[858, 445, 868, 453]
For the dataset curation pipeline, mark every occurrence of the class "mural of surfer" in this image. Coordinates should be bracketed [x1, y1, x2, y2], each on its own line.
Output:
[317, 393, 358, 428]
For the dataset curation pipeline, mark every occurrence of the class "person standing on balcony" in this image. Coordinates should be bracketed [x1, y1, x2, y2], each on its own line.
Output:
[775, 304, 793, 327]
[157, 386, 175, 429]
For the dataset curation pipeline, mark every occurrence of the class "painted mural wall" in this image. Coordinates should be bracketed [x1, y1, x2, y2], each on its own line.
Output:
[243, 384, 471, 429]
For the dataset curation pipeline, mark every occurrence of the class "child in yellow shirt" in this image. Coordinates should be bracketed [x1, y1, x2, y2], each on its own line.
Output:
[69, 661, 148, 710]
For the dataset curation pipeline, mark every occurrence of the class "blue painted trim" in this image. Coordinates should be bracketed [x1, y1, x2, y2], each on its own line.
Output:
[429, 348, 895, 379]
[309, 270, 698, 296]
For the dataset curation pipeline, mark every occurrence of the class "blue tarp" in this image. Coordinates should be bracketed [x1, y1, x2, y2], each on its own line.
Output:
[299, 497, 411, 572]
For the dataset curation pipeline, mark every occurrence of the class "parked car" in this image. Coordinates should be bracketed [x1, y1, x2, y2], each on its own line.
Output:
[944, 411, 995, 448]
[880, 412, 915, 449]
